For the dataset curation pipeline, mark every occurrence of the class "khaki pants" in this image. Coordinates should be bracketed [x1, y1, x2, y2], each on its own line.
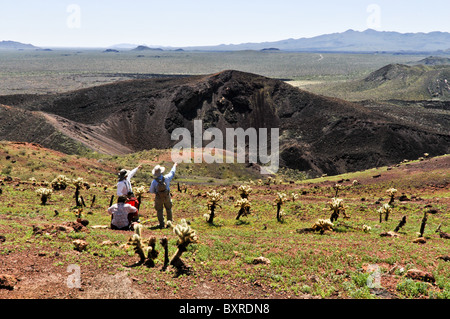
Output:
[155, 191, 172, 227]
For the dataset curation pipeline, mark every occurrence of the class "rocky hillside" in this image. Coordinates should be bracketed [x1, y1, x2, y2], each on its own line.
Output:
[0, 103, 91, 155]
[0, 70, 449, 176]
[308, 64, 450, 101]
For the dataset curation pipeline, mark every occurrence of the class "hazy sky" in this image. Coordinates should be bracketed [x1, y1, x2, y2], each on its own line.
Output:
[1, 0, 449, 48]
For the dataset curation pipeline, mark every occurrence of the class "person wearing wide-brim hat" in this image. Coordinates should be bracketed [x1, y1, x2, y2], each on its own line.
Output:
[117, 165, 142, 197]
[149, 162, 177, 228]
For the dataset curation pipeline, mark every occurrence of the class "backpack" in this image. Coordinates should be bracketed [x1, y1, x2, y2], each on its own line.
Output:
[126, 197, 139, 210]
[155, 176, 168, 193]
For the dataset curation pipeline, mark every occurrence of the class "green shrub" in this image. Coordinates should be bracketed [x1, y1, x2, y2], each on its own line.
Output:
[397, 279, 429, 298]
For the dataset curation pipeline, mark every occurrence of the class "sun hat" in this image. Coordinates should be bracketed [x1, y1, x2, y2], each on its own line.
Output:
[152, 165, 165, 177]
[118, 169, 129, 179]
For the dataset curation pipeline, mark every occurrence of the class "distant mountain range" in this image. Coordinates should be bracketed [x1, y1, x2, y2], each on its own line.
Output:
[181, 29, 450, 53]
[0, 40, 38, 50]
[114, 29, 450, 53]
[3, 29, 450, 53]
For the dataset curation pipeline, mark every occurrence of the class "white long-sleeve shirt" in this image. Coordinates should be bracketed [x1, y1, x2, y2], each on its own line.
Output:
[108, 203, 137, 229]
[116, 166, 140, 196]
[149, 164, 176, 194]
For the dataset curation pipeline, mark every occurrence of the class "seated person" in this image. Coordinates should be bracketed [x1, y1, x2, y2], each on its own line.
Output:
[125, 192, 140, 223]
[108, 196, 138, 230]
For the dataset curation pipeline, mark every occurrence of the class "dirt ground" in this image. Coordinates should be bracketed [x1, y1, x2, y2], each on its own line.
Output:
[0, 147, 448, 300]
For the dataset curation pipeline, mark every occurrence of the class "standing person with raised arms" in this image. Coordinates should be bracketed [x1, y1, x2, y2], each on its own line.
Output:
[117, 165, 142, 197]
[149, 162, 177, 228]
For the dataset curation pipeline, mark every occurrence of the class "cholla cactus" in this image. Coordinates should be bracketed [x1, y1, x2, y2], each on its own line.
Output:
[328, 198, 348, 222]
[145, 236, 159, 267]
[419, 211, 428, 238]
[362, 224, 372, 232]
[352, 180, 359, 186]
[378, 203, 393, 222]
[394, 216, 407, 232]
[238, 185, 252, 199]
[291, 192, 299, 202]
[72, 177, 89, 207]
[333, 184, 342, 197]
[274, 193, 288, 222]
[386, 188, 397, 206]
[36, 188, 53, 205]
[235, 198, 251, 220]
[134, 186, 146, 197]
[311, 219, 334, 234]
[273, 192, 286, 221]
[204, 190, 222, 223]
[128, 224, 159, 266]
[167, 219, 198, 269]
[51, 175, 71, 190]
[72, 177, 86, 188]
[74, 207, 84, 219]
[207, 190, 222, 204]
[177, 182, 188, 193]
[170, 219, 198, 245]
[132, 185, 146, 210]
[129, 233, 146, 263]
[272, 177, 280, 185]
[160, 237, 169, 271]
[274, 192, 287, 205]
[387, 188, 397, 196]
[435, 224, 450, 239]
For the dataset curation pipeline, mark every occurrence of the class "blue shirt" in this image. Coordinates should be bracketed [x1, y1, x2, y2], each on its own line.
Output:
[149, 165, 176, 194]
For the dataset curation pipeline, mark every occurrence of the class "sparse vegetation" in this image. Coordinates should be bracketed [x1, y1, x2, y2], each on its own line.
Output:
[378, 203, 393, 223]
[0, 46, 448, 300]
[328, 198, 348, 222]
[167, 219, 198, 270]
[35, 187, 52, 205]
[238, 185, 252, 199]
[128, 224, 159, 267]
[72, 177, 89, 207]
[234, 198, 252, 220]
[386, 188, 397, 206]
[274, 192, 288, 222]
[311, 219, 334, 234]
[51, 175, 70, 191]
[0, 144, 448, 299]
[204, 190, 222, 224]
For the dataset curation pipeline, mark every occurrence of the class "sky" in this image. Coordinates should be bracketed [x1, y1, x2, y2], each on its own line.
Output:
[1, 0, 449, 48]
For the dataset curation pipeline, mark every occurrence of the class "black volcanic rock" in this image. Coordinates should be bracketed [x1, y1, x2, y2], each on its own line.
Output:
[132, 45, 163, 51]
[415, 56, 450, 65]
[0, 70, 448, 176]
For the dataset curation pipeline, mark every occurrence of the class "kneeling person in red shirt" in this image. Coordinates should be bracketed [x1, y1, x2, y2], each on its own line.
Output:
[126, 192, 140, 223]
